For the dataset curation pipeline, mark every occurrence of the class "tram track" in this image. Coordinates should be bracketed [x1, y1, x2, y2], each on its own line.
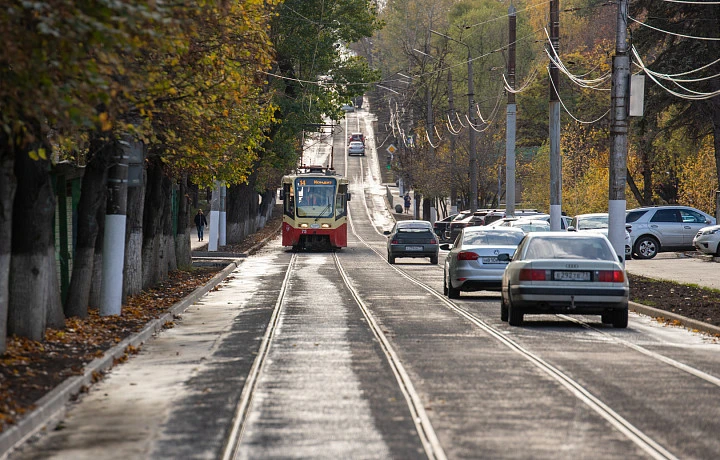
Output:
[221, 253, 297, 460]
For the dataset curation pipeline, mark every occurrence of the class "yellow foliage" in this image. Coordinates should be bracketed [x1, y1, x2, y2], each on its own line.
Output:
[678, 140, 718, 214]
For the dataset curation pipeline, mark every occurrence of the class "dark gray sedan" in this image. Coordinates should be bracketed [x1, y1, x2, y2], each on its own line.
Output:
[384, 220, 439, 264]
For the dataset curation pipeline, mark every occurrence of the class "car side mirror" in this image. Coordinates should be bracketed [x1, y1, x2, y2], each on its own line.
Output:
[383, 230, 391, 236]
[346, 192, 351, 201]
[567, 226, 576, 232]
[279, 190, 285, 200]
[440, 243, 452, 251]
[498, 253, 511, 262]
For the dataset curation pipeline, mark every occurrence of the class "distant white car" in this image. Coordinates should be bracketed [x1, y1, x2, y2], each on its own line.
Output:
[569, 213, 632, 260]
[347, 141, 365, 156]
[500, 232, 629, 328]
[693, 224, 720, 256]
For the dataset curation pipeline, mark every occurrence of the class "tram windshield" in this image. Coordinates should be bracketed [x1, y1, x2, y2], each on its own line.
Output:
[295, 178, 337, 218]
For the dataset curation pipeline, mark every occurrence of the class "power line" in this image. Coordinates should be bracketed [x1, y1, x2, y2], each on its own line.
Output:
[628, 15, 720, 41]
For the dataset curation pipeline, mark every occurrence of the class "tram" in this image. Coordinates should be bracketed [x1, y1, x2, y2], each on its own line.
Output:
[280, 165, 351, 251]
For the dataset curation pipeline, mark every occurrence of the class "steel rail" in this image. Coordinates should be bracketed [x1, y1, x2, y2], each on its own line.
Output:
[333, 252, 447, 460]
[347, 160, 677, 460]
[221, 254, 297, 460]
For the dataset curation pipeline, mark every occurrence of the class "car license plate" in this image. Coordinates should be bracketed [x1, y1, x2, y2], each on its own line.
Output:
[554, 271, 590, 281]
[405, 245, 423, 251]
[482, 256, 502, 264]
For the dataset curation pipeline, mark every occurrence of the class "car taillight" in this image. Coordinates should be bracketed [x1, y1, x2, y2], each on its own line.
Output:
[457, 251, 479, 261]
[391, 239, 399, 244]
[430, 239, 437, 244]
[597, 270, 625, 282]
[519, 269, 546, 281]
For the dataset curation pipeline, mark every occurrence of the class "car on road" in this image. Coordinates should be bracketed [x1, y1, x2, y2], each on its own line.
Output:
[348, 132, 365, 144]
[693, 224, 720, 256]
[489, 213, 572, 230]
[626, 205, 716, 259]
[441, 227, 525, 298]
[446, 209, 498, 242]
[433, 213, 458, 242]
[569, 213, 633, 260]
[499, 232, 629, 328]
[507, 218, 551, 233]
[384, 220, 439, 264]
[348, 141, 365, 156]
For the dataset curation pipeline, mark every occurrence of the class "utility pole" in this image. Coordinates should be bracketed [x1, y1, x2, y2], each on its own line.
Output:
[448, 71, 458, 210]
[505, 5, 517, 217]
[548, 0, 562, 230]
[431, 29, 476, 212]
[608, 0, 630, 262]
[100, 137, 130, 316]
[468, 45, 478, 213]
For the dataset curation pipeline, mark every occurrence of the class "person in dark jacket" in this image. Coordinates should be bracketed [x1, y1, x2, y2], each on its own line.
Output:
[194, 209, 208, 241]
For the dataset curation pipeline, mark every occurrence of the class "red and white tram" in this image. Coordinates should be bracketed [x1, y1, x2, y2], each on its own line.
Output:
[280, 166, 351, 251]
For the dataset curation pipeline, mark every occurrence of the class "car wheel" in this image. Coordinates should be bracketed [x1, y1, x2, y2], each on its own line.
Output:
[601, 312, 613, 324]
[612, 308, 628, 328]
[633, 236, 659, 259]
[443, 273, 449, 295]
[500, 294, 509, 322]
[448, 281, 460, 299]
[430, 254, 438, 265]
[388, 253, 395, 264]
[508, 302, 523, 326]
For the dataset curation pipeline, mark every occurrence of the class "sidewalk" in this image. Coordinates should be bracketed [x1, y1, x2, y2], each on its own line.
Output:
[625, 252, 720, 290]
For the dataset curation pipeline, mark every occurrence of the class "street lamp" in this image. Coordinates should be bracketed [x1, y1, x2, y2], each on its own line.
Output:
[430, 29, 477, 213]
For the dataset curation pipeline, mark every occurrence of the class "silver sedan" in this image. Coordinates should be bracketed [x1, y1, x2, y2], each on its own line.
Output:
[441, 227, 525, 298]
[500, 232, 629, 328]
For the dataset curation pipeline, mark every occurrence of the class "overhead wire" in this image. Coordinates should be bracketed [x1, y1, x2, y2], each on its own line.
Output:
[628, 15, 720, 41]
[546, 68, 610, 124]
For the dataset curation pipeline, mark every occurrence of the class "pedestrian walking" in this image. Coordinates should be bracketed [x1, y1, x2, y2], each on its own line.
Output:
[404, 193, 411, 214]
[194, 209, 208, 241]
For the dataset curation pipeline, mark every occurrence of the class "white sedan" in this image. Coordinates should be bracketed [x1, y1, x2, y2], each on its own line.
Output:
[499, 232, 629, 328]
[693, 224, 720, 256]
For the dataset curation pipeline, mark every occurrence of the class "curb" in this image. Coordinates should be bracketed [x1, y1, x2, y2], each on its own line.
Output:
[630, 301, 720, 336]
[0, 262, 241, 457]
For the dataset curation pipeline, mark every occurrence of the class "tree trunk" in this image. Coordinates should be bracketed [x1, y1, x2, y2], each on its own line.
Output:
[142, 158, 164, 289]
[175, 174, 191, 268]
[64, 135, 112, 318]
[89, 201, 105, 309]
[123, 166, 146, 300]
[8, 136, 63, 340]
[0, 136, 17, 354]
[227, 172, 259, 243]
[160, 174, 174, 278]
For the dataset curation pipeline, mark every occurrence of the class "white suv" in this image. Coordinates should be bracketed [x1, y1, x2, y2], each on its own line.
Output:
[626, 206, 716, 259]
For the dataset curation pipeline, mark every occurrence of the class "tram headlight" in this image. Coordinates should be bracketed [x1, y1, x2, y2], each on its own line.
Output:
[321, 223, 330, 229]
[300, 223, 309, 228]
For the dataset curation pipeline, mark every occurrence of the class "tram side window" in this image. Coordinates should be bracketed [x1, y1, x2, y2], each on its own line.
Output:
[283, 184, 294, 218]
[335, 184, 348, 219]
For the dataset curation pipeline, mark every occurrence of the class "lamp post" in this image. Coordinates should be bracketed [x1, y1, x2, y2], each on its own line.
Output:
[430, 29, 477, 213]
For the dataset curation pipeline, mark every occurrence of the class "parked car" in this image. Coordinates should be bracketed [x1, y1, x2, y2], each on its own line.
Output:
[441, 227, 525, 298]
[341, 103, 355, 112]
[569, 213, 632, 260]
[384, 220, 439, 264]
[499, 232, 629, 328]
[490, 213, 572, 230]
[626, 206, 716, 259]
[446, 209, 497, 242]
[433, 213, 459, 242]
[348, 132, 365, 144]
[693, 224, 720, 256]
[347, 141, 365, 156]
[507, 218, 551, 233]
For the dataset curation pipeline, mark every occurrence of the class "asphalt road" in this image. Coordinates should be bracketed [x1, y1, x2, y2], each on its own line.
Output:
[7, 106, 720, 460]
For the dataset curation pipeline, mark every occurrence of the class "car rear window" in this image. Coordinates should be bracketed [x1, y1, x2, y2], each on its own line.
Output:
[626, 210, 648, 222]
[463, 231, 524, 246]
[524, 237, 615, 260]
